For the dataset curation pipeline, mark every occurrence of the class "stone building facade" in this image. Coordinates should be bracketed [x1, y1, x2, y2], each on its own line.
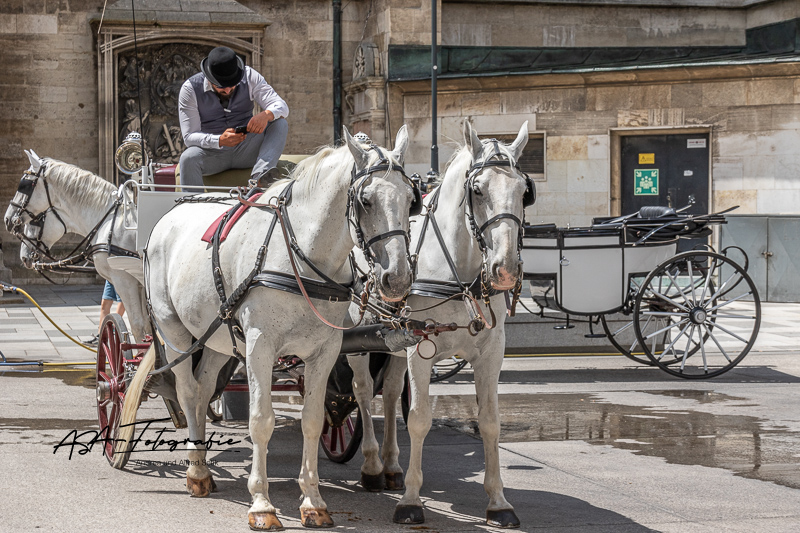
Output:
[1, 0, 799, 290]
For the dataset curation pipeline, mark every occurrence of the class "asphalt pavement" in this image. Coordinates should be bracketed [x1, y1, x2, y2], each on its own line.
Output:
[1, 284, 800, 532]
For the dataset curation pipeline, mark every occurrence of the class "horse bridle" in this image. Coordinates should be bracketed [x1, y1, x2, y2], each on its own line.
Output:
[347, 144, 421, 271]
[8, 163, 69, 262]
[463, 139, 535, 255]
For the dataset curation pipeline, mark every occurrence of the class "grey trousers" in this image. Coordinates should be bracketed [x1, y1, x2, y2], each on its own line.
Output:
[178, 117, 288, 186]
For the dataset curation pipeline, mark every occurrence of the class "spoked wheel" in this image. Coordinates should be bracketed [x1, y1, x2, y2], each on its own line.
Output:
[207, 397, 223, 422]
[633, 251, 760, 379]
[95, 313, 134, 469]
[320, 408, 363, 463]
[603, 274, 711, 366]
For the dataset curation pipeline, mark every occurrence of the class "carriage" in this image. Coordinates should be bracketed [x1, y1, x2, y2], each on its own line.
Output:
[521, 205, 761, 378]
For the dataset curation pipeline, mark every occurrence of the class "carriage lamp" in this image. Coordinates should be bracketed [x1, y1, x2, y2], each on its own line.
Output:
[115, 132, 145, 175]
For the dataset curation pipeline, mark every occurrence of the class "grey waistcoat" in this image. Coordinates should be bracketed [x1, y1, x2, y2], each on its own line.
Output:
[189, 72, 252, 135]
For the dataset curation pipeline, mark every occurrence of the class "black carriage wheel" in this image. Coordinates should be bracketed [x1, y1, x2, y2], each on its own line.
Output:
[95, 313, 134, 469]
[430, 357, 468, 383]
[604, 274, 714, 367]
[207, 398, 223, 422]
[320, 408, 363, 463]
[633, 251, 760, 379]
[601, 314, 655, 366]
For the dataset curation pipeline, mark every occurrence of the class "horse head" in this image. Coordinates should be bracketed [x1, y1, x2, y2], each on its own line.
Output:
[344, 125, 415, 302]
[463, 120, 533, 291]
[18, 211, 66, 268]
[4, 149, 50, 234]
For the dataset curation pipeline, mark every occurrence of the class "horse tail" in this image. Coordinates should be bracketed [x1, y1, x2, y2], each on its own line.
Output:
[114, 344, 156, 460]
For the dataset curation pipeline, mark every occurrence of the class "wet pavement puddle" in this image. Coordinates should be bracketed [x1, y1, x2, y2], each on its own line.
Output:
[3, 369, 798, 490]
[426, 392, 800, 490]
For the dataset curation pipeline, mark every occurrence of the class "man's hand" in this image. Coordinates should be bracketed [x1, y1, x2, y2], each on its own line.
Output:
[247, 110, 274, 135]
[219, 128, 246, 147]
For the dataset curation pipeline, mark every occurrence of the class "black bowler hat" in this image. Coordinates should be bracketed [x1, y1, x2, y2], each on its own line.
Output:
[201, 46, 245, 88]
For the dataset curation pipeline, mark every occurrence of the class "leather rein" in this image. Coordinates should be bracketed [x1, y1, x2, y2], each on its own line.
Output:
[147, 152, 418, 375]
[8, 163, 138, 279]
[409, 142, 530, 332]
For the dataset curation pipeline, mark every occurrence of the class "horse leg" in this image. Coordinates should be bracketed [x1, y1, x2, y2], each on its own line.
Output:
[297, 350, 338, 528]
[393, 353, 433, 524]
[472, 347, 520, 528]
[171, 346, 229, 497]
[246, 334, 283, 531]
[381, 354, 406, 490]
[347, 354, 383, 492]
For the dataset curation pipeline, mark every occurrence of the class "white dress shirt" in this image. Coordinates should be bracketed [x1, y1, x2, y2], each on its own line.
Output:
[178, 66, 289, 150]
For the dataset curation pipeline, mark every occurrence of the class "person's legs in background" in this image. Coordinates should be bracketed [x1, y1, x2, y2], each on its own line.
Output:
[178, 145, 237, 187]
[87, 281, 125, 346]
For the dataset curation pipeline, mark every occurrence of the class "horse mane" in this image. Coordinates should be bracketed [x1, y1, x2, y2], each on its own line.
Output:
[288, 142, 402, 199]
[43, 158, 117, 210]
[441, 136, 518, 188]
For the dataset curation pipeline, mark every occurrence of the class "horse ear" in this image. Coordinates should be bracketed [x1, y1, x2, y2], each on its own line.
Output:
[343, 126, 369, 169]
[508, 121, 529, 162]
[391, 125, 408, 165]
[464, 120, 483, 161]
[25, 149, 42, 173]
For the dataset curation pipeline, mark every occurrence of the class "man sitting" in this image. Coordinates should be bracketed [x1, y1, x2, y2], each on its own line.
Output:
[178, 46, 288, 187]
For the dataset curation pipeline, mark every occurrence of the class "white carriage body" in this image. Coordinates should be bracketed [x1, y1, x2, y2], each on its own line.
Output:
[521, 226, 678, 315]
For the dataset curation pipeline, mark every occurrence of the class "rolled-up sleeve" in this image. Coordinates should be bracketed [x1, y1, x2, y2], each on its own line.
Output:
[178, 80, 220, 149]
[247, 68, 289, 120]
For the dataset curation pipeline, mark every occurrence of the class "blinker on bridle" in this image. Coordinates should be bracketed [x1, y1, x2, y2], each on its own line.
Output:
[9, 161, 68, 253]
[347, 142, 421, 268]
[464, 139, 536, 253]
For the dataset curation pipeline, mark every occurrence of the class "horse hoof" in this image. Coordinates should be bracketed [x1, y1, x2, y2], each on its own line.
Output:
[393, 504, 424, 524]
[186, 475, 214, 497]
[360, 472, 384, 492]
[300, 508, 334, 528]
[384, 472, 405, 491]
[249, 512, 283, 531]
[486, 509, 521, 528]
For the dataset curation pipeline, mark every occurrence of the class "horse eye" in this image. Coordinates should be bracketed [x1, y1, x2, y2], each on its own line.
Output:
[472, 183, 482, 196]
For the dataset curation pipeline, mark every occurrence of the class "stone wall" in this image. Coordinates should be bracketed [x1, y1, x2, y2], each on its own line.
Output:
[442, 2, 747, 47]
[394, 67, 800, 226]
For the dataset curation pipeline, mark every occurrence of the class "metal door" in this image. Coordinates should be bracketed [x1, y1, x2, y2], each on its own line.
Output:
[621, 134, 710, 251]
[720, 216, 800, 303]
[767, 218, 800, 302]
[719, 216, 768, 300]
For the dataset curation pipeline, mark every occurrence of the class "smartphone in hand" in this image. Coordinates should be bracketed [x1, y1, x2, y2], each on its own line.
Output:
[233, 125, 248, 134]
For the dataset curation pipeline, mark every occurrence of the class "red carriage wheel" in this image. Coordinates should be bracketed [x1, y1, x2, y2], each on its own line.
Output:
[320, 408, 362, 464]
[95, 313, 134, 469]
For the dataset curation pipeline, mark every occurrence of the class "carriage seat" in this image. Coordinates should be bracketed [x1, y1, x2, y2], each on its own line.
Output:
[152, 155, 309, 189]
[637, 206, 676, 219]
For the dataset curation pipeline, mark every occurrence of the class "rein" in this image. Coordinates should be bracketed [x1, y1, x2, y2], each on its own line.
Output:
[147, 152, 417, 374]
[408, 141, 531, 332]
[9, 164, 139, 278]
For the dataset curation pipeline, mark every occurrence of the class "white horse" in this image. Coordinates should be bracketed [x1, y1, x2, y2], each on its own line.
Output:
[142, 126, 415, 529]
[347, 121, 533, 528]
[3, 151, 149, 341]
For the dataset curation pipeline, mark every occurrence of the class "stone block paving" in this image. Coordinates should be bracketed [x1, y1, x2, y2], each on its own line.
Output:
[0, 284, 110, 364]
[1, 284, 798, 365]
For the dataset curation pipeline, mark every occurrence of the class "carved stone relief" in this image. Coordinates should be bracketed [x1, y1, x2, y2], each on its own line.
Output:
[117, 44, 213, 164]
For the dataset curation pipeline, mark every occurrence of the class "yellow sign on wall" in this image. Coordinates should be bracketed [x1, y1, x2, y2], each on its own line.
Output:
[639, 153, 655, 164]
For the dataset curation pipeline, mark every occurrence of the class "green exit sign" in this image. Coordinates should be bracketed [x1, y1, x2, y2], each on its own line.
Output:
[634, 169, 659, 196]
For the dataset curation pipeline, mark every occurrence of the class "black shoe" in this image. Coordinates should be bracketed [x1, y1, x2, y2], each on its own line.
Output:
[85, 334, 99, 346]
[255, 167, 283, 188]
